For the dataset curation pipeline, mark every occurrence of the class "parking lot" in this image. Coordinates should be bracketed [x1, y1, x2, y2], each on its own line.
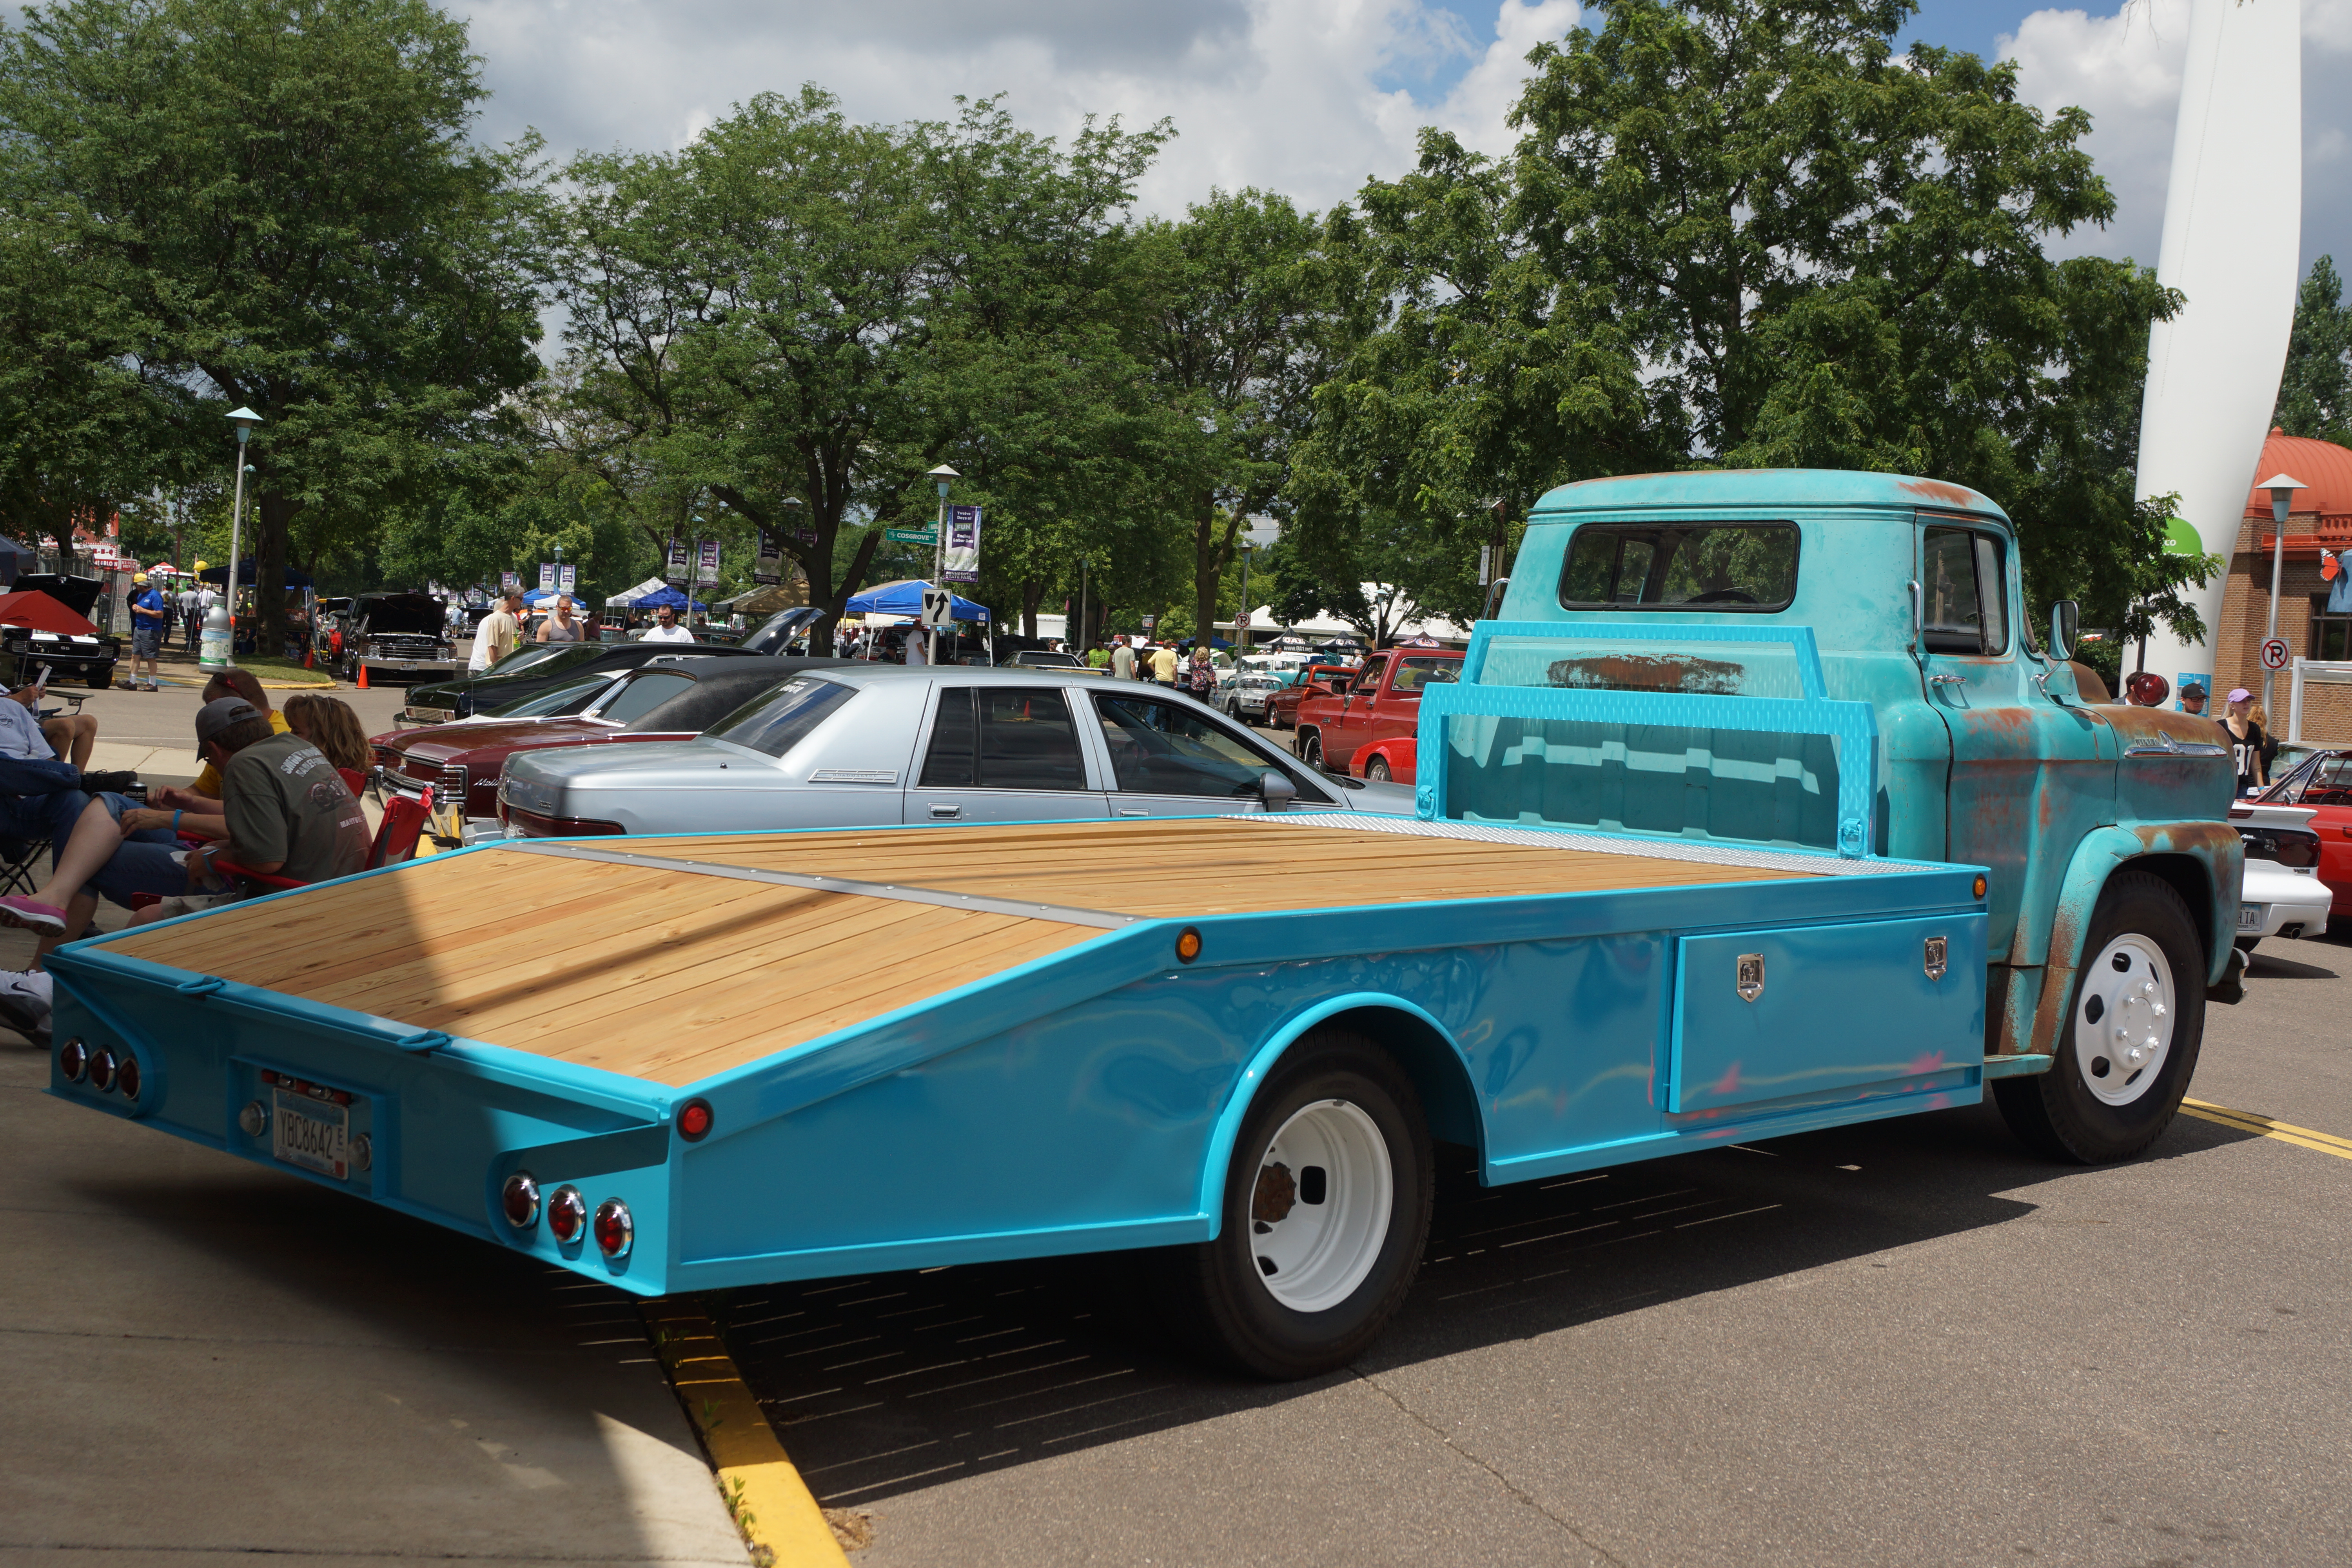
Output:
[714, 931, 2352, 1567]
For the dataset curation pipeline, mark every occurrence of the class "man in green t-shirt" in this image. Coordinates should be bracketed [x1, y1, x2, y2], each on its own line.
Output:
[186, 697, 372, 889]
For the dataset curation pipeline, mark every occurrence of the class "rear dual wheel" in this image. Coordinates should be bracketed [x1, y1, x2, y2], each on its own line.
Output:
[1994, 871, 2204, 1163]
[1155, 1031, 1432, 1379]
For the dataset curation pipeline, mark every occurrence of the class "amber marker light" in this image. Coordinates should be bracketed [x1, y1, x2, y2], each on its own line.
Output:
[1175, 927, 1203, 964]
[1972, 875, 1988, 900]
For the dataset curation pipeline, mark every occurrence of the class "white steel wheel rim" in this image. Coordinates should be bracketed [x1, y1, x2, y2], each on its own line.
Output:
[1247, 1098, 1393, 1313]
[2074, 935, 2176, 1107]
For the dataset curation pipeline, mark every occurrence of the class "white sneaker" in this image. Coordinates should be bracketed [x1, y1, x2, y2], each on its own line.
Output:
[0, 968, 54, 1046]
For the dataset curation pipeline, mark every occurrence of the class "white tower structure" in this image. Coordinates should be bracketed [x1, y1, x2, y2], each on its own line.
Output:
[2132, 0, 2302, 698]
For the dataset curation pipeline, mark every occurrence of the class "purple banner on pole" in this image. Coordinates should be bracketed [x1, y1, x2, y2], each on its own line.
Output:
[944, 504, 982, 583]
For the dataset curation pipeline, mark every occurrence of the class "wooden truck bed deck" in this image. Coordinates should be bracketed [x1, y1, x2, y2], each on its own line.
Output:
[105, 815, 1832, 1088]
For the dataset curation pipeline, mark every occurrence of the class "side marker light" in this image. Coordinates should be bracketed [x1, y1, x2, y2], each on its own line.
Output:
[1175, 927, 1203, 964]
[1972, 875, 1987, 900]
[678, 1098, 714, 1142]
[593, 1199, 634, 1261]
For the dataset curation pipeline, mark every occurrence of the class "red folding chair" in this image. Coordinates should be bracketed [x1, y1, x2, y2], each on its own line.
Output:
[216, 786, 434, 889]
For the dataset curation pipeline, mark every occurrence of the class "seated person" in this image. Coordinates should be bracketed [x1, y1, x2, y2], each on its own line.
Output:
[0, 698, 368, 1042]
[0, 668, 98, 770]
[148, 668, 287, 811]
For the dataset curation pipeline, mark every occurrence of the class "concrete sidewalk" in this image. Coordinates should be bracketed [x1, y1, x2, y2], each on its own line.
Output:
[0, 1018, 751, 1566]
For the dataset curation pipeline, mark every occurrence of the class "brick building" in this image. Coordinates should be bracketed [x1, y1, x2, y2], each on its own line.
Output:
[2210, 428, 2352, 742]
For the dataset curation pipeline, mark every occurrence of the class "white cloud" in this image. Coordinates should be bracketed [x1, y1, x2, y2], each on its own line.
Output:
[459, 0, 1575, 217]
[2001, 0, 2352, 271]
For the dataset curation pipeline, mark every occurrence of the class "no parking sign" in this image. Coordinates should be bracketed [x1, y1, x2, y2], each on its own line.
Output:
[2260, 637, 2290, 671]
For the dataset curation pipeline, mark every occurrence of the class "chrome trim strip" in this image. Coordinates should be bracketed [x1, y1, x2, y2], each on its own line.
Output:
[489, 840, 1137, 929]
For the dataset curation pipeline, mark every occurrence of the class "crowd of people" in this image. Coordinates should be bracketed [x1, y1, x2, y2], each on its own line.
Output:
[0, 666, 377, 1044]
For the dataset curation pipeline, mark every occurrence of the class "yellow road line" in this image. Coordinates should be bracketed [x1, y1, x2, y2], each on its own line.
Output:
[2180, 1098, 2352, 1161]
[643, 1302, 852, 1567]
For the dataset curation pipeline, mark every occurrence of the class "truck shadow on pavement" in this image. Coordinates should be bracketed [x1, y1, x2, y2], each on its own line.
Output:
[707, 1100, 2260, 1510]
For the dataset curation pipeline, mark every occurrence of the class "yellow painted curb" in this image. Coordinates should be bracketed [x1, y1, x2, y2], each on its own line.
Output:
[643, 1303, 853, 1567]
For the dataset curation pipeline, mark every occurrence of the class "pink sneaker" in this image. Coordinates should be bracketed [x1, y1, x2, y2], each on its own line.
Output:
[0, 896, 67, 936]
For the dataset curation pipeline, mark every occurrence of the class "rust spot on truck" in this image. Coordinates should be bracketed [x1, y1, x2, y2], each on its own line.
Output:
[1252, 1161, 1297, 1226]
[1547, 654, 1745, 694]
[1900, 478, 1987, 508]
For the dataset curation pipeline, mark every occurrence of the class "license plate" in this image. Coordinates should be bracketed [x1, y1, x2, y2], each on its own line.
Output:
[2238, 904, 2263, 932]
[271, 1088, 351, 1178]
[399, 661, 417, 670]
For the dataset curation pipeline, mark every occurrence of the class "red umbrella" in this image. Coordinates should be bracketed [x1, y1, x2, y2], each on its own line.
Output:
[0, 590, 100, 637]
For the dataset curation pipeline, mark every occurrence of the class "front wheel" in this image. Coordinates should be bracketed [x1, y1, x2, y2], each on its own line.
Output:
[87, 667, 113, 690]
[1994, 870, 2205, 1163]
[1365, 756, 1392, 784]
[1154, 1031, 1432, 1379]
[1299, 732, 1324, 771]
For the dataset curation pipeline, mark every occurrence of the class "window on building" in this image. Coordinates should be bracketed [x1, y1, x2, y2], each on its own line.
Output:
[2311, 595, 2352, 662]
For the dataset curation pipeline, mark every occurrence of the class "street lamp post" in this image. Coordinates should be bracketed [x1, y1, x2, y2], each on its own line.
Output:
[926, 465, 958, 664]
[1236, 518, 1279, 657]
[203, 407, 263, 670]
[2258, 472, 2305, 718]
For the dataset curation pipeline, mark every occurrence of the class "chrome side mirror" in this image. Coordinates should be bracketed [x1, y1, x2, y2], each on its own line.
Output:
[1258, 771, 1297, 811]
[2049, 601, 2079, 662]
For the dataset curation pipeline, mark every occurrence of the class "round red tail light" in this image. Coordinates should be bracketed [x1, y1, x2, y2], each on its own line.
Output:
[116, 1054, 141, 1102]
[678, 1099, 714, 1141]
[593, 1198, 633, 1260]
[58, 1038, 87, 1083]
[88, 1049, 118, 1093]
[501, 1172, 541, 1229]
[545, 1185, 586, 1244]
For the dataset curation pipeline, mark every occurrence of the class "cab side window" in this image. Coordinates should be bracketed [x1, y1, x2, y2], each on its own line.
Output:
[1921, 527, 2009, 656]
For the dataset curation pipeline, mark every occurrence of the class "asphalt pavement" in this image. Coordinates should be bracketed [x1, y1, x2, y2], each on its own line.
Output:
[717, 927, 2352, 1567]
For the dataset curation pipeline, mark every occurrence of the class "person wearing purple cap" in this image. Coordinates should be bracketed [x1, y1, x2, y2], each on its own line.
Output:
[2221, 688, 2269, 798]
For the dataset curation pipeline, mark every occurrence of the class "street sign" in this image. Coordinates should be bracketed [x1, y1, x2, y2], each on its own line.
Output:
[886, 526, 938, 545]
[1234, 611, 1251, 629]
[2261, 637, 2290, 671]
[920, 587, 955, 628]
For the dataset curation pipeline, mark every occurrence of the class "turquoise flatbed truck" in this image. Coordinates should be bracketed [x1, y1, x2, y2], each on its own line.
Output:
[44, 470, 2240, 1378]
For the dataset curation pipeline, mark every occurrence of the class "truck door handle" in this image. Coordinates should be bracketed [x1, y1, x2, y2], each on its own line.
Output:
[1927, 674, 1965, 686]
[1117, 808, 1148, 817]
[929, 803, 961, 818]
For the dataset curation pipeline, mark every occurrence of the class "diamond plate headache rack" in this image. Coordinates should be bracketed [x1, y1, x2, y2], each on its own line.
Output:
[1237, 812, 1922, 877]
[490, 840, 1138, 929]
[1423, 619, 1880, 858]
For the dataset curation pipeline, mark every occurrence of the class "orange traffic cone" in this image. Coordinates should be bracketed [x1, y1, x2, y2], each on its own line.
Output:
[303, 645, 314, 669]
[356, 660, 368, 690]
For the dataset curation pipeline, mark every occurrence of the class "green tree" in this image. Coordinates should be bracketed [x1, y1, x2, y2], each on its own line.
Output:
[0, 0, 545, 650]
[2274, 255, 2352, 446]
[1130, 189, 1328, 653]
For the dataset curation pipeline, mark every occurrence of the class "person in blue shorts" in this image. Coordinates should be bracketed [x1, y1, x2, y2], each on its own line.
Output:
[129, 571, 167, 690]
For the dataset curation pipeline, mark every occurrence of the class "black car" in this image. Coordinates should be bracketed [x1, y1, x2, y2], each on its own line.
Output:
[345, 592, 458, 683]
[4, 575, 122, 688]
[399, 638, 776, 722]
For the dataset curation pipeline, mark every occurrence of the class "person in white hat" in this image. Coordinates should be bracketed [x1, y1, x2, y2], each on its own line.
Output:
[129, 570, 167, 690]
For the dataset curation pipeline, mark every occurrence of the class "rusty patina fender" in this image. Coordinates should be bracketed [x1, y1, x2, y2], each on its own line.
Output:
[2014, 817, 2245, 1060]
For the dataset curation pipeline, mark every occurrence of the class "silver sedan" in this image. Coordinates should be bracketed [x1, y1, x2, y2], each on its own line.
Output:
[494, 666, 1415, 836]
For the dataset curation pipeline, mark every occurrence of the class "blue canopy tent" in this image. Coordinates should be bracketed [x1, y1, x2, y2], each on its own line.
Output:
[631, 585, 708, 612]
[844, 579, 989, 621]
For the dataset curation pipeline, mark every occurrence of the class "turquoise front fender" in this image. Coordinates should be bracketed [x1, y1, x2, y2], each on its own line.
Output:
[2011, 822, 2243, 1058]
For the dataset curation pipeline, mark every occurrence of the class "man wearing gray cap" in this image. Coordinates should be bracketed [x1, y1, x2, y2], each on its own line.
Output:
[0, 696, 368, 1040]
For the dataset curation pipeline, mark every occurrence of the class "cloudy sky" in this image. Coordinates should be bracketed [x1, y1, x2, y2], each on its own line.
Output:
[449, 0, 2352, 278]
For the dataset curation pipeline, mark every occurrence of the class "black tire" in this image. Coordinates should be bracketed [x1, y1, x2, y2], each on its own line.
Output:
[2234, 936, 2260, 954]
[87, 667, 113, 690]
[1151, 1031, 1432, 1379]
[1299, 731, 1324, 771]
[1994, 870, 2205, 1163]
[1366, 757, 1392, 783]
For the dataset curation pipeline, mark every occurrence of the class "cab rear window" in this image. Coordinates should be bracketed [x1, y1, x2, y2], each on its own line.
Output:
[1558, 522, 1799, 612]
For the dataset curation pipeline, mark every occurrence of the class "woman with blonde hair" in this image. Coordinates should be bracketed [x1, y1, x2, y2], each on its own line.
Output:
[281, 691, 372, 777]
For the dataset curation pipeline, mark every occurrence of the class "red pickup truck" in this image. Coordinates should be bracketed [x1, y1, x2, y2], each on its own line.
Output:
[1293, 646, 1463, 782]
[1260, 662, 1357, 731]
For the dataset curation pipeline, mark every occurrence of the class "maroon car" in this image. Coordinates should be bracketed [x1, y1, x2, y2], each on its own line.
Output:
[372, 658, 840, 840]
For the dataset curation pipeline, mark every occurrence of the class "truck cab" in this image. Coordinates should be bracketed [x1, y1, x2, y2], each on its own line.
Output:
[1464, 470, 2242, 1159]
[1295, 646, 1463, 781]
